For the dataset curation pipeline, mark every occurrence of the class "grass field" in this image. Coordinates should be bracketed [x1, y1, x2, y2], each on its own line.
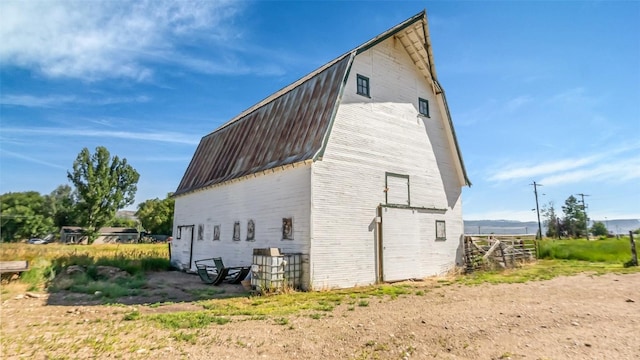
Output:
[538, 236, 636, 263]
[1, 236, 638, 305]
[1, 243, 170, 291]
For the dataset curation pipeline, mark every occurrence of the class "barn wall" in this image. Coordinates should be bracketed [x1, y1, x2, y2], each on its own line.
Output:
[310, 36, 463, 289]
[172, 164, 312, 289]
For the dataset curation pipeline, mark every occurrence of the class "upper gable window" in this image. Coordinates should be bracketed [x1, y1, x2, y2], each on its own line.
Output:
[419, 98, 430, 117]
[356, 74, 370, 97]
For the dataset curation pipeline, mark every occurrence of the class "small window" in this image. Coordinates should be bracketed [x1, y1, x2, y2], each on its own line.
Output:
[246, 220, 255, 241]
[436, 220, 446, 240]
[213, 225, 220, 241]
[233, 221, 240, 241]
[419, 98, 430, 117]
[282, 218, 294, 240]
[357, 74, 370, 97]
[197, 224, 204, 241]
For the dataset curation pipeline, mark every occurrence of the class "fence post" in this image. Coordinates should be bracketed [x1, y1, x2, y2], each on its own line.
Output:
[630, 231, 638, 267]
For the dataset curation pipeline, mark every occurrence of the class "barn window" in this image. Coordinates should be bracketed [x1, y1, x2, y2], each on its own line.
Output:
[233, 221, 240, 241]
[418, 98, 430, 117]
[282, 218, 294, 240]
[197, 224, 204, 241]
[356, 74, 370, 97]
[176, 227, 182, 239]
[246, 220, 255, 241]
[436, 220, 446, 240]
[213, 225, 220, 241]
[385, 172, 410, 206]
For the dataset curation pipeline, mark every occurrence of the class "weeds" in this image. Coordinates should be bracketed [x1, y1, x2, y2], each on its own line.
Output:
[148, 311, 230, 329]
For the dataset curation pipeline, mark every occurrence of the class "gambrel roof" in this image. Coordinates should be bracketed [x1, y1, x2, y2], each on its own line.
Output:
[175, 10, 470, 197]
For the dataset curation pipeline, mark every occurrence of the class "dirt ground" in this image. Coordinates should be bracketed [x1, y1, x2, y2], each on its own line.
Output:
[1, 271, 639, 359]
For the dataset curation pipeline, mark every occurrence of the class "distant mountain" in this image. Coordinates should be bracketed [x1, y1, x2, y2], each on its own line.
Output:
[464, 219, 640, 235]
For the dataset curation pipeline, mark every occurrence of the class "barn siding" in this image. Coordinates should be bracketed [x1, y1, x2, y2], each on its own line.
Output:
[172, 164, 312, 289]
[310, 36, 463, 289]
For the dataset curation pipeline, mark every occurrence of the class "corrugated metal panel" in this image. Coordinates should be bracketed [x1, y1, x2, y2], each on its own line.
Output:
[175, 56, 351, 196]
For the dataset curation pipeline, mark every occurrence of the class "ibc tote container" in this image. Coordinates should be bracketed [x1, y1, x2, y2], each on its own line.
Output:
[251, 248, 302, 292]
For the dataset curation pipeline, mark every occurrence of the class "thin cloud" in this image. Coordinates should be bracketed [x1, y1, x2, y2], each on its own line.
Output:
[504, 95, 533, 112]
[490, 156, 599, 181]
[0, 0, 244, 81]
[129, 156, 193, 162]
[0, 149, 66, 170]
[0, 94, 150, 108]
[540, 157, 640, 186]
[455, 94, 532, 126]
[2, 127, 200, 145]
[490, 144, 640, 182]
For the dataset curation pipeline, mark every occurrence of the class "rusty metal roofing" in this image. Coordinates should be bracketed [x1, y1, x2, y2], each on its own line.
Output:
[175, 55, 352, 195]
[175, 10, 469, 196]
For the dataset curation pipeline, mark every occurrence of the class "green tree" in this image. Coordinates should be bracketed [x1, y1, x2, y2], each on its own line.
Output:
[109, 217, 138, 228]
[136, 193, 174, 235]
[46, 184, 78, 228]
[67, 146, 140, 244]
[542, 201, 560, 238]
[590, 221, 608, 237]
[0, 191, 55, 242]
[562, 195, 587, 238]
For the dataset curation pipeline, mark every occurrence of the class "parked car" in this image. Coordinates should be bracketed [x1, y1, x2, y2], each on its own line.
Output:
[27, 238, 48, 244]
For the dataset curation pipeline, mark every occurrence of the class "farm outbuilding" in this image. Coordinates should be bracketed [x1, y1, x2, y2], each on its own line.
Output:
[171, 11, 470, 290]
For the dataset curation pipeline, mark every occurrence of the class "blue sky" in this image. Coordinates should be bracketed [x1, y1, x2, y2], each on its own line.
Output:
[1, 1, 638, 222]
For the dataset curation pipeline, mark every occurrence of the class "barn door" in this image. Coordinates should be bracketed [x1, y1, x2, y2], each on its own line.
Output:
[380, 207, 422, 281]
[176, 225, 194, 271]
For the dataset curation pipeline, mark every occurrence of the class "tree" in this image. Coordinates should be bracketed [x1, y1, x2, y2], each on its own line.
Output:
[109, 217, 138, 227]
[562, 195, 587, 238]
[0, 191, 55, 242]
[590, 221, 608, 237]
[542, 201, 560, 238]
[45, 184, 78, 228]
[67, 146, 139, 244]
[136, 193, 175, 235]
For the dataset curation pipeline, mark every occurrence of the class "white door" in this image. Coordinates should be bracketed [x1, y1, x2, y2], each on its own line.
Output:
[381, 207, 422, 281]
[173, 225, 194, 271]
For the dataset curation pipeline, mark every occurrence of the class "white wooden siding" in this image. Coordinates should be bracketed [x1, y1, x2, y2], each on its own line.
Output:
[310, 36, 463, 289]
[172, 164, 312, 289]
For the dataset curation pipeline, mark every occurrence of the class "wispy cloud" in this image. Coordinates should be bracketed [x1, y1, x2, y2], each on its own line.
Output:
[490, 156, 600, 181]
[548, 87, 601, 107]
[2, 127, 200, 145]
[540, 156, 640, 186]
[0, 149, 66, 170]
[455, 94, 532, 126]
[0, 0, 244, 81]
[489, 144, 640, 185]
[0, 94, 150, 108]
[129, 156, 193, 162]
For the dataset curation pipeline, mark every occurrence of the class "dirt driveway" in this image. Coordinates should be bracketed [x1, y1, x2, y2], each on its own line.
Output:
[1, 271, 638, 359]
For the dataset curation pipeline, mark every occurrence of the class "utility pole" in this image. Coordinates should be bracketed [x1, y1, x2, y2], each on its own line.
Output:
[576, 193, 590, 239]
[530, 181, 543, 240]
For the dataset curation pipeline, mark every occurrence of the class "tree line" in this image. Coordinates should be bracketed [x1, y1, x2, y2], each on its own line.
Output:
[542, 195, 610, 238]
[1, 146, 174, 243]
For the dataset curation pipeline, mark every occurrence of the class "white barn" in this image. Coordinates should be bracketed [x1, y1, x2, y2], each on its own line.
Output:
[171, 11, 470, 290]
